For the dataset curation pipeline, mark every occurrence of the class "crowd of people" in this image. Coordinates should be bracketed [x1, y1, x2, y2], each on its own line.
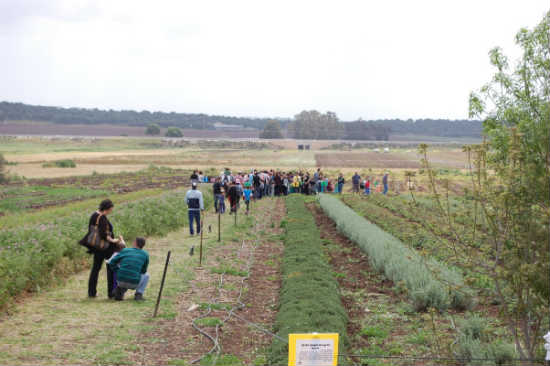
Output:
[201, 168, 391, 215]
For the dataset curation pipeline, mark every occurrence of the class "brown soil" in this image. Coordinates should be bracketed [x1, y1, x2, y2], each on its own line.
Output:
[220, 198, 285, 363]
[130, 199, 285, 365]
[315, 152, 421, 169]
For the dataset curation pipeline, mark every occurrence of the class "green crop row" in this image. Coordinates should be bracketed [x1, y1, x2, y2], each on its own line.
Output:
[269, 195, 347, 365]
[319, 194, 474, 312]
[0, 187, 211, 311]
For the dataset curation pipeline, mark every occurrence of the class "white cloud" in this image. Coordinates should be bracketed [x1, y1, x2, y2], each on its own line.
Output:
[0, 0, 547, 120]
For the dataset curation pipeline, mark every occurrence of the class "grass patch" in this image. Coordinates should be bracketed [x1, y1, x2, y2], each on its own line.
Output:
[199, 353, 243, 366]
[210, 266, 248, 277]
[195, 317, 223, 327]
[360, 326, 389, 339]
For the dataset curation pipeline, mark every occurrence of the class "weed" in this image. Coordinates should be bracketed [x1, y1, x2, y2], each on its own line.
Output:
[195, 317, 223, 327]
[360, 326, 388, 339]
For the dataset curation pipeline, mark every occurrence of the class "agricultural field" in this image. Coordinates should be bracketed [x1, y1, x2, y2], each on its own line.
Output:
[0, 136, 544, 365]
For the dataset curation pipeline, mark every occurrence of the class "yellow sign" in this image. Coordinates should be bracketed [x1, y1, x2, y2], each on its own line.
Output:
[288, 333, 339, 366]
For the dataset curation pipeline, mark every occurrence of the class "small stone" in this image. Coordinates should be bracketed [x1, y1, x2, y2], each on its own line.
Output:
[187, 304, 199, 312]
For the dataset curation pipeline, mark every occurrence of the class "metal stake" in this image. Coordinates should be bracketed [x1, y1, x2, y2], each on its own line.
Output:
[199, 212, 204, 267]
[153, 250, 171, 318]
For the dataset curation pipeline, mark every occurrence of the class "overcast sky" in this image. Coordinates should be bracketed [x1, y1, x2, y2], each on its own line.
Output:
[0, 1, 547, 120]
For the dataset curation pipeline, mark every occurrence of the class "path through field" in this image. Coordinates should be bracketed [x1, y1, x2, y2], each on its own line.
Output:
[0, 198, 284, 365]
[130, 198, 285, 365]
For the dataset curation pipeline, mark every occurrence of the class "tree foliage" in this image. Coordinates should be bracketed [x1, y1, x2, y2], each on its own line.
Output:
[165, 127, 183, 138]
[259, 120, 283, 139]
[423, 11, 550, 359]
[288, 110, 344, 139]
[145, 123, 161, 136]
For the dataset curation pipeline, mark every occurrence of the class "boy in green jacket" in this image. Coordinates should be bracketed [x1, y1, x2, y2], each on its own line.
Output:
[109, 237, 150, 301]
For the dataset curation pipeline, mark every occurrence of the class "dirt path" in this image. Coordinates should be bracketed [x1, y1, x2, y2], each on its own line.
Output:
[130, 198, 285, 365]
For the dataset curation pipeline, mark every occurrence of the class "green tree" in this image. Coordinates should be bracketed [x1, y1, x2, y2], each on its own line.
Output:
[145, 123, 161, 136]
[165, 127, 183, 138]
[422, 12, 549, 359]
[259, 120, 283, 139]
[288, 110, 344, 139]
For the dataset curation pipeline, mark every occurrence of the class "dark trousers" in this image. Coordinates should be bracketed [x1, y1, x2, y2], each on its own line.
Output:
[88, 251, 114, 297]
[188, 210, 201, 235]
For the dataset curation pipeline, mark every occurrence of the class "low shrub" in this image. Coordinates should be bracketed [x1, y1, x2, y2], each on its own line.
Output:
[0, 188, 211, 311]
[269, 195, 347, 365]
[42, 159, 77, 168]
[319, 195, 474, 312]
[454, 314, 517, 365]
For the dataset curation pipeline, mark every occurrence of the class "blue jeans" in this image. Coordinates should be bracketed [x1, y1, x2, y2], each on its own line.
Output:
[118, 273, 150, 295]
[188, 210, 201, 235]
[383, 183, 388, 195]
[337, 183, 343, 194]
[215, 194, 225, 213]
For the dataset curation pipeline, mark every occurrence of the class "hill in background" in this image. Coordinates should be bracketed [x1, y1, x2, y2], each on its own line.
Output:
[0, 101, 482, 140]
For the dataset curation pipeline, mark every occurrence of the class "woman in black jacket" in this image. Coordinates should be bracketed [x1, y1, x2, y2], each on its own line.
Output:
[80, 199, 123, 298]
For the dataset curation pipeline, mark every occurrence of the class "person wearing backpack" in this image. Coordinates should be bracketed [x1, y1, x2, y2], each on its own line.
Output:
[185, 182, 204, 236]
[79, 199, 124, 299]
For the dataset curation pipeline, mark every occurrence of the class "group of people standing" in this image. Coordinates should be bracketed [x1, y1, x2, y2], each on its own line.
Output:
[206, 168, 390, 201]
[351, 171, 389, 195]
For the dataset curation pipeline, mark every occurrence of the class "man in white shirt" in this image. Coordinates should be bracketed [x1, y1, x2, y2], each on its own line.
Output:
[185, 182, 204, 236]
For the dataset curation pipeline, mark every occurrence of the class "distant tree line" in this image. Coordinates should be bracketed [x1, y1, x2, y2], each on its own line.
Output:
[365, 118, 483, 138]
[0, 101, 276, 130]
[1, 101, 482, 139]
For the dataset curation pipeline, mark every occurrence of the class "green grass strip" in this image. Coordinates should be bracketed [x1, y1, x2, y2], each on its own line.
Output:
[269, 195, 347, 365]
